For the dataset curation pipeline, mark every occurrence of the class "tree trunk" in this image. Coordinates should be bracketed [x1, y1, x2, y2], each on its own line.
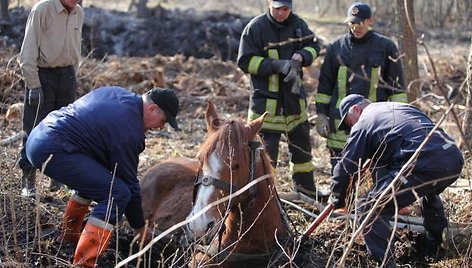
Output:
[0, 0, 9, 21]
[136, 0, 149, 18]
[395, 0, 419, 102]
[128, 0, 149, 18]
[462, 37, 472, 149]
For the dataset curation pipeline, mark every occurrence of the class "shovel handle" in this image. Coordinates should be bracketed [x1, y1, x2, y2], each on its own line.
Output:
[301, 203, 334, 239]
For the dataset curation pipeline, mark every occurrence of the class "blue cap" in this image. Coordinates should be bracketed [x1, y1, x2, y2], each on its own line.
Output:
[338, 94, 365, 131]
[345, 2, 372, 23]
[271, 0, 292, 9]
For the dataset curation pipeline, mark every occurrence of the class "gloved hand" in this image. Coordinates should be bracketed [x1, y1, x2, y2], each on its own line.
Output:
[271, 59, 291, 75]
[134, 226, 153, 246]
[290, 75, 303, 95]
[328, 194, 344, 209]
[284, 59, 302, 83]
[28, 87, 43, 108]
[315, 113, 330, 138]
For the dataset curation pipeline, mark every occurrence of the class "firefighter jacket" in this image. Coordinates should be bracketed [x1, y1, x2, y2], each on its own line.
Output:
[330, 102, 463, 208]
[316, 30, 407, 150]
[237, 11, 320, 133]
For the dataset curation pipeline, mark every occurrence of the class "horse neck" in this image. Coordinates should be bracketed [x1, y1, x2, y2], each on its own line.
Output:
[220, 153, 286, 252]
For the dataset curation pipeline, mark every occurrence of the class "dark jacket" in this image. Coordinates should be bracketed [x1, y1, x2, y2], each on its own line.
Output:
[330, 102, 463, 208]
[31, 86, 146, 228]
[316, 31, 407, 150]
[237, 11, 320, 132]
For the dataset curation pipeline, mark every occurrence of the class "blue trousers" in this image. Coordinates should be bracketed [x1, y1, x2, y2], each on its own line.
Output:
[358, 150, 463, 262]
[26, 130, 130, 225]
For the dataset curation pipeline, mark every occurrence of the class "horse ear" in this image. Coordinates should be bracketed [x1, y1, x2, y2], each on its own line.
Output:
[205, 100, 221, 133]
[247, 112, 267, 138]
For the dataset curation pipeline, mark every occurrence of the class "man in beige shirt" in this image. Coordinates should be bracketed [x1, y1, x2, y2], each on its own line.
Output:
[19, 0, 84, 196]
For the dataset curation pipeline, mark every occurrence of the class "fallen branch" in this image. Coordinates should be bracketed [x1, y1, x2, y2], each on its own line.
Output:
[0, 131, 25, 146]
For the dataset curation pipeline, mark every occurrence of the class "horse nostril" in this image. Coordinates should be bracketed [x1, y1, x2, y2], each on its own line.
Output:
[206, 221, 215, 232]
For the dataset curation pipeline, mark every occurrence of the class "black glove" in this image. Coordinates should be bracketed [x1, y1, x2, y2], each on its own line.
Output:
[284, 59, 302, 83]
[28, 87, 43, 108]
[271, 59, 290, 75]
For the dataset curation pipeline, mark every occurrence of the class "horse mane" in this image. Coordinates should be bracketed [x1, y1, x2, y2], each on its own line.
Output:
[197, 118, 273, 181]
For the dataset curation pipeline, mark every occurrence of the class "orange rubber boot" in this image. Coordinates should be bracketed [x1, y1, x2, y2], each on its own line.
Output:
[61, 195, 91, 244]
[73, 218, 113, 267]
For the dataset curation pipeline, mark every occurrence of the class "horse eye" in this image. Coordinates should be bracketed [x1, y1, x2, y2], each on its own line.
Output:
[231, 164, 240, 170]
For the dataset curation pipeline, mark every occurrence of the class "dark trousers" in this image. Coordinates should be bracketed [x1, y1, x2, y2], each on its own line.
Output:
[19, 66, 76, 172]
[26, 132, 129, 225]
[259, 121, 314, 184]
[358, 148, 464, 262]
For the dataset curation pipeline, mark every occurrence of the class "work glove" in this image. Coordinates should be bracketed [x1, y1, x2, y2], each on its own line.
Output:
[315, 113, 330, 138]
[134, 226, 153, 246]
[290, 75, 303, 95]
[28, 87, 43, 108]
[284, 59, 302, 83]
[328, 194, 345, 209]
[271, 59, 291, 75]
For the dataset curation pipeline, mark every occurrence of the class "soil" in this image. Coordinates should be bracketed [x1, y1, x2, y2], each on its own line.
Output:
[0, 5, 471, 268]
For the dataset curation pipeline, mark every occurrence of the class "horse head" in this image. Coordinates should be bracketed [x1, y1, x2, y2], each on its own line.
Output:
[186, 101, 272, 242]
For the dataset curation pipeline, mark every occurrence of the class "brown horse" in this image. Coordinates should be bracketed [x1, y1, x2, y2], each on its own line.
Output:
[140, 101, 289, 267]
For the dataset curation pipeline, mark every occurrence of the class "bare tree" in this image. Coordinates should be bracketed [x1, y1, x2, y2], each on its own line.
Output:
[395, 0, 419, 102]
[462, 36, 472, 150]
[0, 0, 9, 21]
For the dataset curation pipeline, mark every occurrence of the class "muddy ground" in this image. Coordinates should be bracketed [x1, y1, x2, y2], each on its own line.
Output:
[1, 5, 471, 268]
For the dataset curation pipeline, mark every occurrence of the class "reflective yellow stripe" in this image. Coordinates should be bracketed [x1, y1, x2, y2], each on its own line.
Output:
[268, 73, 279, 92]
[291, 160, 315, 173]
[302, 46, 318, 59]
[369, 66, 380, 102]
[337, 66, 347, 108]
[267, 99, 276, 116]
[249, 108, 308, 132]
[248, 56, 264, 74]
[316, 93, 331, 104]
[327, 129, 349, 149]
[389, 92, 408, 102]
[268, 49, 279, 93]
[327, 138, 347, 149]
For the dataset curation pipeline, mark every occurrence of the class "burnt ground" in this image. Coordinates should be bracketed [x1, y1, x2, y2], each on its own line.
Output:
[1, 5, 472, 268]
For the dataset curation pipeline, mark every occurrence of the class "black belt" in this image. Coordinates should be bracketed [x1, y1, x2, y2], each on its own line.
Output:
[39, 65, 74, 73]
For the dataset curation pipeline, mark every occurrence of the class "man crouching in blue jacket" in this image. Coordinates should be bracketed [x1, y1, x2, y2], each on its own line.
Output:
[330, 94, 463, 267]
[26, 86, 180, 267]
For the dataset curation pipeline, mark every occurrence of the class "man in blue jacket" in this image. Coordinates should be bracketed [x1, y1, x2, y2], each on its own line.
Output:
[26, 86, 179, 267]
[330, 94, 463, 266]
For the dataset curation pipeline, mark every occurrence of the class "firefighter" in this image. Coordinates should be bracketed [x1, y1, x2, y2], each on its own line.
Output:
[330, 94, 464, 266]
[316, 2, 408, 171]
[237, 0, 326, 198]
[26, 86, 179, 267]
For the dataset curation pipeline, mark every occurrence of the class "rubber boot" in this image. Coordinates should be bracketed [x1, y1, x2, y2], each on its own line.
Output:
[293, 172, 329, 202]
[60, 195, 92, 244]
[73, 218, 113, 267]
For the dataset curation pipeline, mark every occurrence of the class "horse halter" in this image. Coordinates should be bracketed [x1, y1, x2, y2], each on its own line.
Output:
[192, 140, 261, 205]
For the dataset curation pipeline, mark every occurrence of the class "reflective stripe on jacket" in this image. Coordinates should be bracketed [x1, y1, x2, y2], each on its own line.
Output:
[316, 31, 407, 149]
[238, 12, 320, 133]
